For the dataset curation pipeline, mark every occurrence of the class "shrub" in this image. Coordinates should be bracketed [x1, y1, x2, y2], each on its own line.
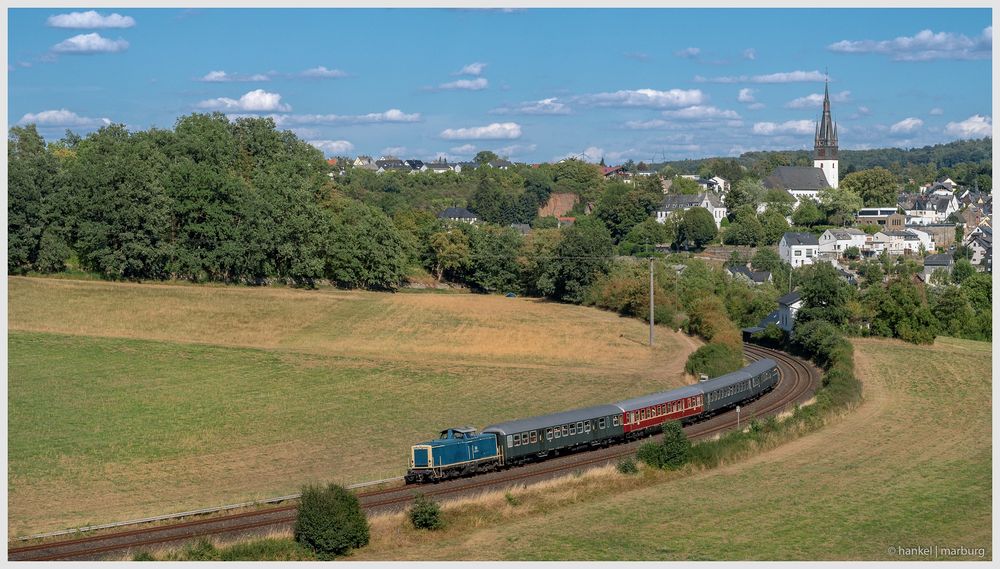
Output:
[685, 342, 744, 378]
[133, 551, 156, 561]
[637, 440, 668, 469]
[408, 494, 443, 530]
[504, 491, 521, 507]
[660, 421, 692, 469]
[616, 457, 638, 474]
[294, 483, 369, 559]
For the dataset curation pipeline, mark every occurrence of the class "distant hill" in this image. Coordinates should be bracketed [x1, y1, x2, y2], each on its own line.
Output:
[656, 137, 992, 183]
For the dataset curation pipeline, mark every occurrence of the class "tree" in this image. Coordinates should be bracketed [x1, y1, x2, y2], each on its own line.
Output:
[761, 188, 795, 217]
[677, 207, 717, 249]
[721, 205, 763, 246]
[428, 228, 470, 282]
[724, 178, 764, 212]
[796, 262, 853, 327]
[466, 224, 522, 293]
[619, 218, 670, 256]
[661, 421, 692, 469]
[593, 182, 658, 243]
[684, 342, 744, 378]
[669, 175, 702, 195]
[324, 200, 408, 290]
[791, 199, 825, 227]
[294, 483, 369, 559]
[8, 125, 68, 274]
[840, 167, 899, 207]
[538, 217, 613, 303]
[408, 494, 443, 530]
[818, 186, 864, 226]
[951, 258, 975, 284]
[474, 150, 499, 164]
[759, 209, 790, 246]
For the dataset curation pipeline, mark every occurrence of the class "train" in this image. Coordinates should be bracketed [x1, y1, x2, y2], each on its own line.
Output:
[404, 358, 779, 484]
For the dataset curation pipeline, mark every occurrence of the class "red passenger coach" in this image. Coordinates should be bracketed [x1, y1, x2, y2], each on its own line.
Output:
[614, 385, 705, 435]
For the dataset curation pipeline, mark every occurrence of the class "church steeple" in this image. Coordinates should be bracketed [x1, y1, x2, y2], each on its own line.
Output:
[814, 77, 838, 159]
[813, 73, 839, 188]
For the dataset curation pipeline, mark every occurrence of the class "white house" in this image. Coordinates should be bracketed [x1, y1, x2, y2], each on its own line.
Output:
[779, 232, 820, 268]
[437, 207, 478, 224]
[900, 194, 959, 225]
[777, 291, 803, 333]
[655, 192, 727, 228]
[818, 228, 867, 257]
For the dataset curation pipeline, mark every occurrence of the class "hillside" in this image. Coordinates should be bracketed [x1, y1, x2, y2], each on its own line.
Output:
[8, 277, 698, 535]
[352, 336, 991, 561]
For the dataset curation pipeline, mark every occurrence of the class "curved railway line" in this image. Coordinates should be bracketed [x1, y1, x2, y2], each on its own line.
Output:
[9, 343, 821, 561]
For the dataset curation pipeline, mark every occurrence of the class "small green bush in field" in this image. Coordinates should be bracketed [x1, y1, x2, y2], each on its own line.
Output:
[408, 494, 443, 530]
[616, 457, 638, 474]
[294, 483, 369, 559]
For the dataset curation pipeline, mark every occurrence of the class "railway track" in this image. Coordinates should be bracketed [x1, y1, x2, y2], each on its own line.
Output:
[9, 343, 820, 561]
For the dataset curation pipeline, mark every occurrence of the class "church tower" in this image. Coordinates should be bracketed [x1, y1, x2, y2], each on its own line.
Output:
[814, 77, 839, 189]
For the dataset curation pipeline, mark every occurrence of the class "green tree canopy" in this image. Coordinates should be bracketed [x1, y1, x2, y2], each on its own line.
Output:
[538, 217, 613, 303]
[677, 207, 718, 249]
[840, 167, 899, 207]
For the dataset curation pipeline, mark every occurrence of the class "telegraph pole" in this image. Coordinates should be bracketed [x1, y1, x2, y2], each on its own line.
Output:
[649, 257, 655, 346]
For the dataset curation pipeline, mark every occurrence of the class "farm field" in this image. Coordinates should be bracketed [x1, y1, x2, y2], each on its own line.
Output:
[8, 276, 698, 536]
[353, 336, 992, 561]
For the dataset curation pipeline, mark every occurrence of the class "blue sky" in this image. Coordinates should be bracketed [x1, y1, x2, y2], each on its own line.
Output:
[7, 8, 993, 164]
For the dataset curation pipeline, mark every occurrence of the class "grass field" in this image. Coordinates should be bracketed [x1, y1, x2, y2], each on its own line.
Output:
[349, 336, 992, 561]
[7, 277, 698, 536]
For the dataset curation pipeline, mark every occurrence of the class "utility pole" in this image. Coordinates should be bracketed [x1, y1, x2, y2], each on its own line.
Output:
[649, 256, 655, 347]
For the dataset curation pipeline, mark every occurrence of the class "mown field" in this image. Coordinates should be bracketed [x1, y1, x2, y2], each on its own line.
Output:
[351, 336, 992, 561]
[8, 277, 698, 536]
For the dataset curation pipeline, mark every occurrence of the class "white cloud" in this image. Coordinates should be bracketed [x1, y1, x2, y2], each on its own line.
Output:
[695, 70, 826, 84]
[490, 97, 571, 115]
[381, 146, 408, 157]
[675, 47, 700, 59]
[737, 88, 756, 103]
[661, 106, 740, 120]
[743, 48, 756, 60]
[575, 88, 706, 109]
[785, 90, 851, 109]
[18, 108, 111, 127]
[929, 107, 944, 116]
[944, 115, 992, 138]
[748, 102, 765, 110]
[890, 117, 924, 134]
[554, 146, 605, 163]
[199, 70, 270, 82]
[47, 11, 135, 29]
[828, 27, 992, 61]
[300, 66, 347, 79]
[497, 143, 537, 158]
[308, 140, 354, 155]
[273, 109, 420, 125]
[440, 122, 521, 140]
[752, 120, 816, 135]
[455, 62, 487, 76]
[197, 89, 291, 112]
[437, 77, 489, 90]
[450, 144, 477, 154]
[625, 119, 670, 130]
[51, 33, 129, 54]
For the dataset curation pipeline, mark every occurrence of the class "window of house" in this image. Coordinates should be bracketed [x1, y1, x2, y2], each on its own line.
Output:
[795, 250, 802, 256]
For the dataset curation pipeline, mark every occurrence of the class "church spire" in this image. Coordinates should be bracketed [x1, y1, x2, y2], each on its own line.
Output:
[815, 74, 838, 160]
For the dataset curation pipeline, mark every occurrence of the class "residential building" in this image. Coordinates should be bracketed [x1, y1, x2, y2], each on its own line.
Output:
[680, 174, 728, 194]
[486, 159, 513, 170]
[856, 208, 906, 230]
[779, 232, 819, 268]
[922, 253, 954, 284]
[437, 207, 478, 224]
[899, 194, 959, 225]
[910, 223, 958, 250]
[967, 230, 992, 272]
[777, 291, 803, 333]
[655, 193, 727, 228]
[818, 228, 867, 257]
[727, 265, 772, 286]
[425, 161, 454, 174]
[404, 159, 426, 172]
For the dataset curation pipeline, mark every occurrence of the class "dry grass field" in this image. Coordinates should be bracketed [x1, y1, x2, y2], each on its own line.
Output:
[349, 336, 991, 561]
[8, 277, 698, 536]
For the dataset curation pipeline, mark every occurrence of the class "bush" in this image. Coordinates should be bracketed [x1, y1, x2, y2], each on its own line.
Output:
[685, 342, 744, 378]
[636, 440, 669, 469]
[616, 457, 638, 474]
[504, 491, 521, 507]
[660, 421, 692, 469]
[133, 551, 155, 561]
[408, 494, 443, 530]
[294, 483, 370, 559]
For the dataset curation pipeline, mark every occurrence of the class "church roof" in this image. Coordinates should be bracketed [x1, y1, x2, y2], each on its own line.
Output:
[815, 78, 838, 149]
[763, 166, 831, 192]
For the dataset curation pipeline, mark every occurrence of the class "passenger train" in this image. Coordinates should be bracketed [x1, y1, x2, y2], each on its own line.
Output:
[404, 358, 779, 484]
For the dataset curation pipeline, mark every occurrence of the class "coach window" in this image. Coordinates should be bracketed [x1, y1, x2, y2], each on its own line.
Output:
[569, 424, 576, 435]
[599, 417, 606, 429]
[530, 431, 538, 444]
[562, 425, 569, 437]
[507, 435, 513, 448]
[584, 421, 591, 433]
[546, 429, 553, 441]
[612, 416, 619, 427]
[553, 428, 560, 439]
